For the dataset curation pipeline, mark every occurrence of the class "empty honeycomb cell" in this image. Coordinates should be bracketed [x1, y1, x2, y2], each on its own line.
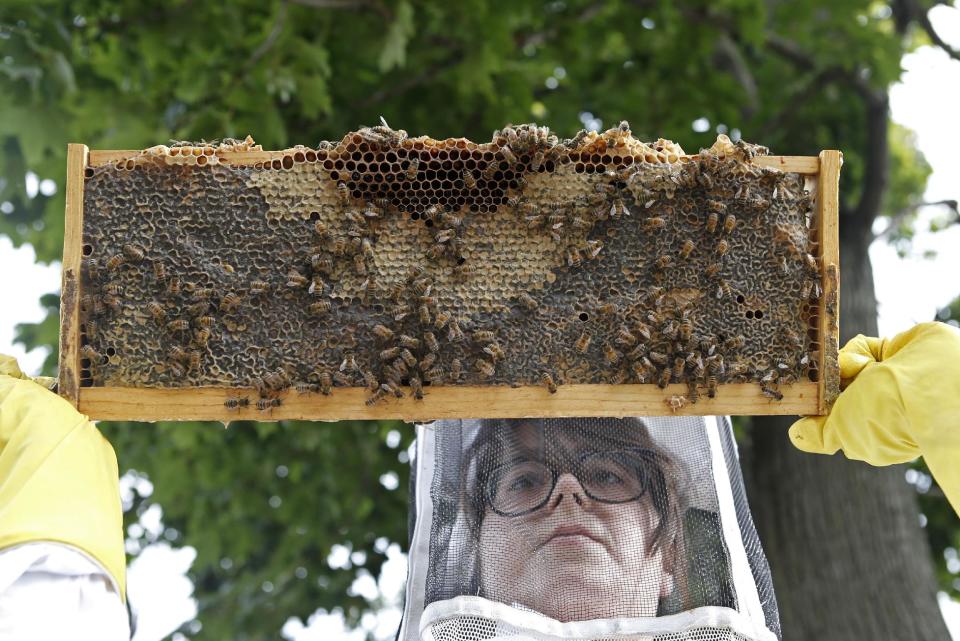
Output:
[77, 125, 819, 403]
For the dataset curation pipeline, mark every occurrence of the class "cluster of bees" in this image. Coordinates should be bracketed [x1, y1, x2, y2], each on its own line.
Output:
[78, 120, 821, 411]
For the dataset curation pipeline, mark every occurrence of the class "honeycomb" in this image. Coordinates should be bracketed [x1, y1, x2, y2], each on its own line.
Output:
[77, 124, 824, 406]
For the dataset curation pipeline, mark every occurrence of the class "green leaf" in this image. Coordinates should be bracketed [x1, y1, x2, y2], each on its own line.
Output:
[378, 1, 415, 73]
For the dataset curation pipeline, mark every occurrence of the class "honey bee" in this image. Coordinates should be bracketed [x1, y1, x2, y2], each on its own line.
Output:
[434, 310, 451, 329]
[339, 353, 358, 373]
[361, 370, 378, 391]
[309, 300, 332, 315]
[167, 277, 182, 296]
[705, 211, 719, 233]
[615, 327, 637, 347]
[475, 358, 496, 379]
[597, 302, 618, 316]
[353, 253, 367, 274]
[624, 360, 647, 383]
[679, 239, 695, 259]
[187, 350, 201, 371]
[420, 352, 437, 371]
[421, 205, 441, 224]
[122, 243, 145, 263]
[610, 198, 628, 220]
[405, 158, 420, 180]
[365, 387, 389, 406]
[411, 277, 432, 297]
[167, 319, 189, 333]
[168, 362, 186, 378]
[295, 382, 318, 394]
[761, 385, 784, 401]
[373, 324, 394, 341]
[518, 292, 538, 311]
[723, 335, 745, 350]
[84, 319, 99, 340]
[257, 398, 282, 413]
[723, 214, 737, 233]
[424, 366, 447, 383]
[530, 150, 545, 172]
[716, 239, 729, 256]
[409, 376, 424, 400]
[575, 332, 592, 353]
[687, 381, 700, 403]
[447, 319, 464, 342]
[169, 346, 187, 363]
[652, 367, 669, 389]
[398, 334, 420, 349]
[362, 205, 382, 220]
[247, 280, 269, 296]
[451, 261, 476, 279]
[804, 253, 820, 275]
[645, 217, 666, 232]
[332, 371, 353, 387]
[146, 301, 166, 322]
[332, 237, 349, 257]
[318, 371, 333, 395]
[716, 280, 732, 300]
[671, 356, 686, 380]
[151, 261, 165, 282]
[706, 199, 726, 213]
[566, 247, 582, 268]
[727, 361, 749, 379]
[219, 293, 240, 312]
[379, 346, 400, 361]
[472, 330, 496, 344]
[80, 344, 101, 363]
[540, 372, 558, 394]
[194, 327, 211, 346]
[603, 343, 621, 365]
[336, 181, 350, 205]
[400, 348, 417, 368]
[224, 396, 250, 410]
[655, 255, 672, 270]
[484, 343, 505, 362]
[649, 351, 669, 366]
[451, 358, 463, 380]
[105, 254, 126, 271]
[284, 270, 307, 288]
[500, 145, 517, 164]
[314, 220, 331, 239]
[483, 162, 501, 181]
[704, 262, 722, 278]
[462, 170, 477, 189]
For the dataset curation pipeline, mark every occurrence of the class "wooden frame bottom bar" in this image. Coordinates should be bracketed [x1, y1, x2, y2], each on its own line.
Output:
[78, 382, 819, 422]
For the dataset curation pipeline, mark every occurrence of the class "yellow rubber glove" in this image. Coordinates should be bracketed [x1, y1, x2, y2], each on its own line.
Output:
[789, 322, 960, 514]
[0, 354, 126, 599]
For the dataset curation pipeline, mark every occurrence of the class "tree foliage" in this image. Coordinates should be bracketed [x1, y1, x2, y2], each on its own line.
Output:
[2, 1, 958, 639]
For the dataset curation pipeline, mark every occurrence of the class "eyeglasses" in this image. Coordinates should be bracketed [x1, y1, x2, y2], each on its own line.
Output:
[484, 448, 657, 517]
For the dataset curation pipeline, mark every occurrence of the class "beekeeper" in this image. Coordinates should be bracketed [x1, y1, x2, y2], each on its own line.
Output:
[0, 355, 129, 641]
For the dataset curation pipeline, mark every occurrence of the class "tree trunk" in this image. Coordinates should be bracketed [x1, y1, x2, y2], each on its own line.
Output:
[743, 224, 950, 640]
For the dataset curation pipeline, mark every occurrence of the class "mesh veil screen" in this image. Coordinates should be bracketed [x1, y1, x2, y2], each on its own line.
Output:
[400, 417, 779, 641]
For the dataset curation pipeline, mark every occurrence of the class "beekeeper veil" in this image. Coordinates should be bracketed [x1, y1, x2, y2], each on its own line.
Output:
[399, 416, 780, 641]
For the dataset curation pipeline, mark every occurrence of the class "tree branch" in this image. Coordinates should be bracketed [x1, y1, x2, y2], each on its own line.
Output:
[247, 1, 288, 68]
[905, 0, 960, 61]
[354, 52, 464, 109]
[714, 33, 759, 119]
[874, 199, 960, 239]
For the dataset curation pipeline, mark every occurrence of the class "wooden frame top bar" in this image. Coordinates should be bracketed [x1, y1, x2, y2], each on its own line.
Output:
[86, 149, 821, 175]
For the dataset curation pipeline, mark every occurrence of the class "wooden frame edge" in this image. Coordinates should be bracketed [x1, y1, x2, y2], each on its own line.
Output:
[86, 149, 821, 174]
[58, 143, 88, 407]
[817, 150, 842, 413]
[77, 381, 820, 422]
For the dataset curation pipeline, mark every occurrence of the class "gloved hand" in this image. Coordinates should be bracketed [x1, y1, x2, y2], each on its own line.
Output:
[789, 322, 960, 514]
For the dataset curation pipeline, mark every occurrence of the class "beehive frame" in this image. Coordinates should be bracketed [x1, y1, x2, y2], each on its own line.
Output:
[58, 136, 840, 422]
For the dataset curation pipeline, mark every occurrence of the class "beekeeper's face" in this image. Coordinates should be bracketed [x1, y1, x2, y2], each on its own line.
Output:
[477, 424, 675, 621]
